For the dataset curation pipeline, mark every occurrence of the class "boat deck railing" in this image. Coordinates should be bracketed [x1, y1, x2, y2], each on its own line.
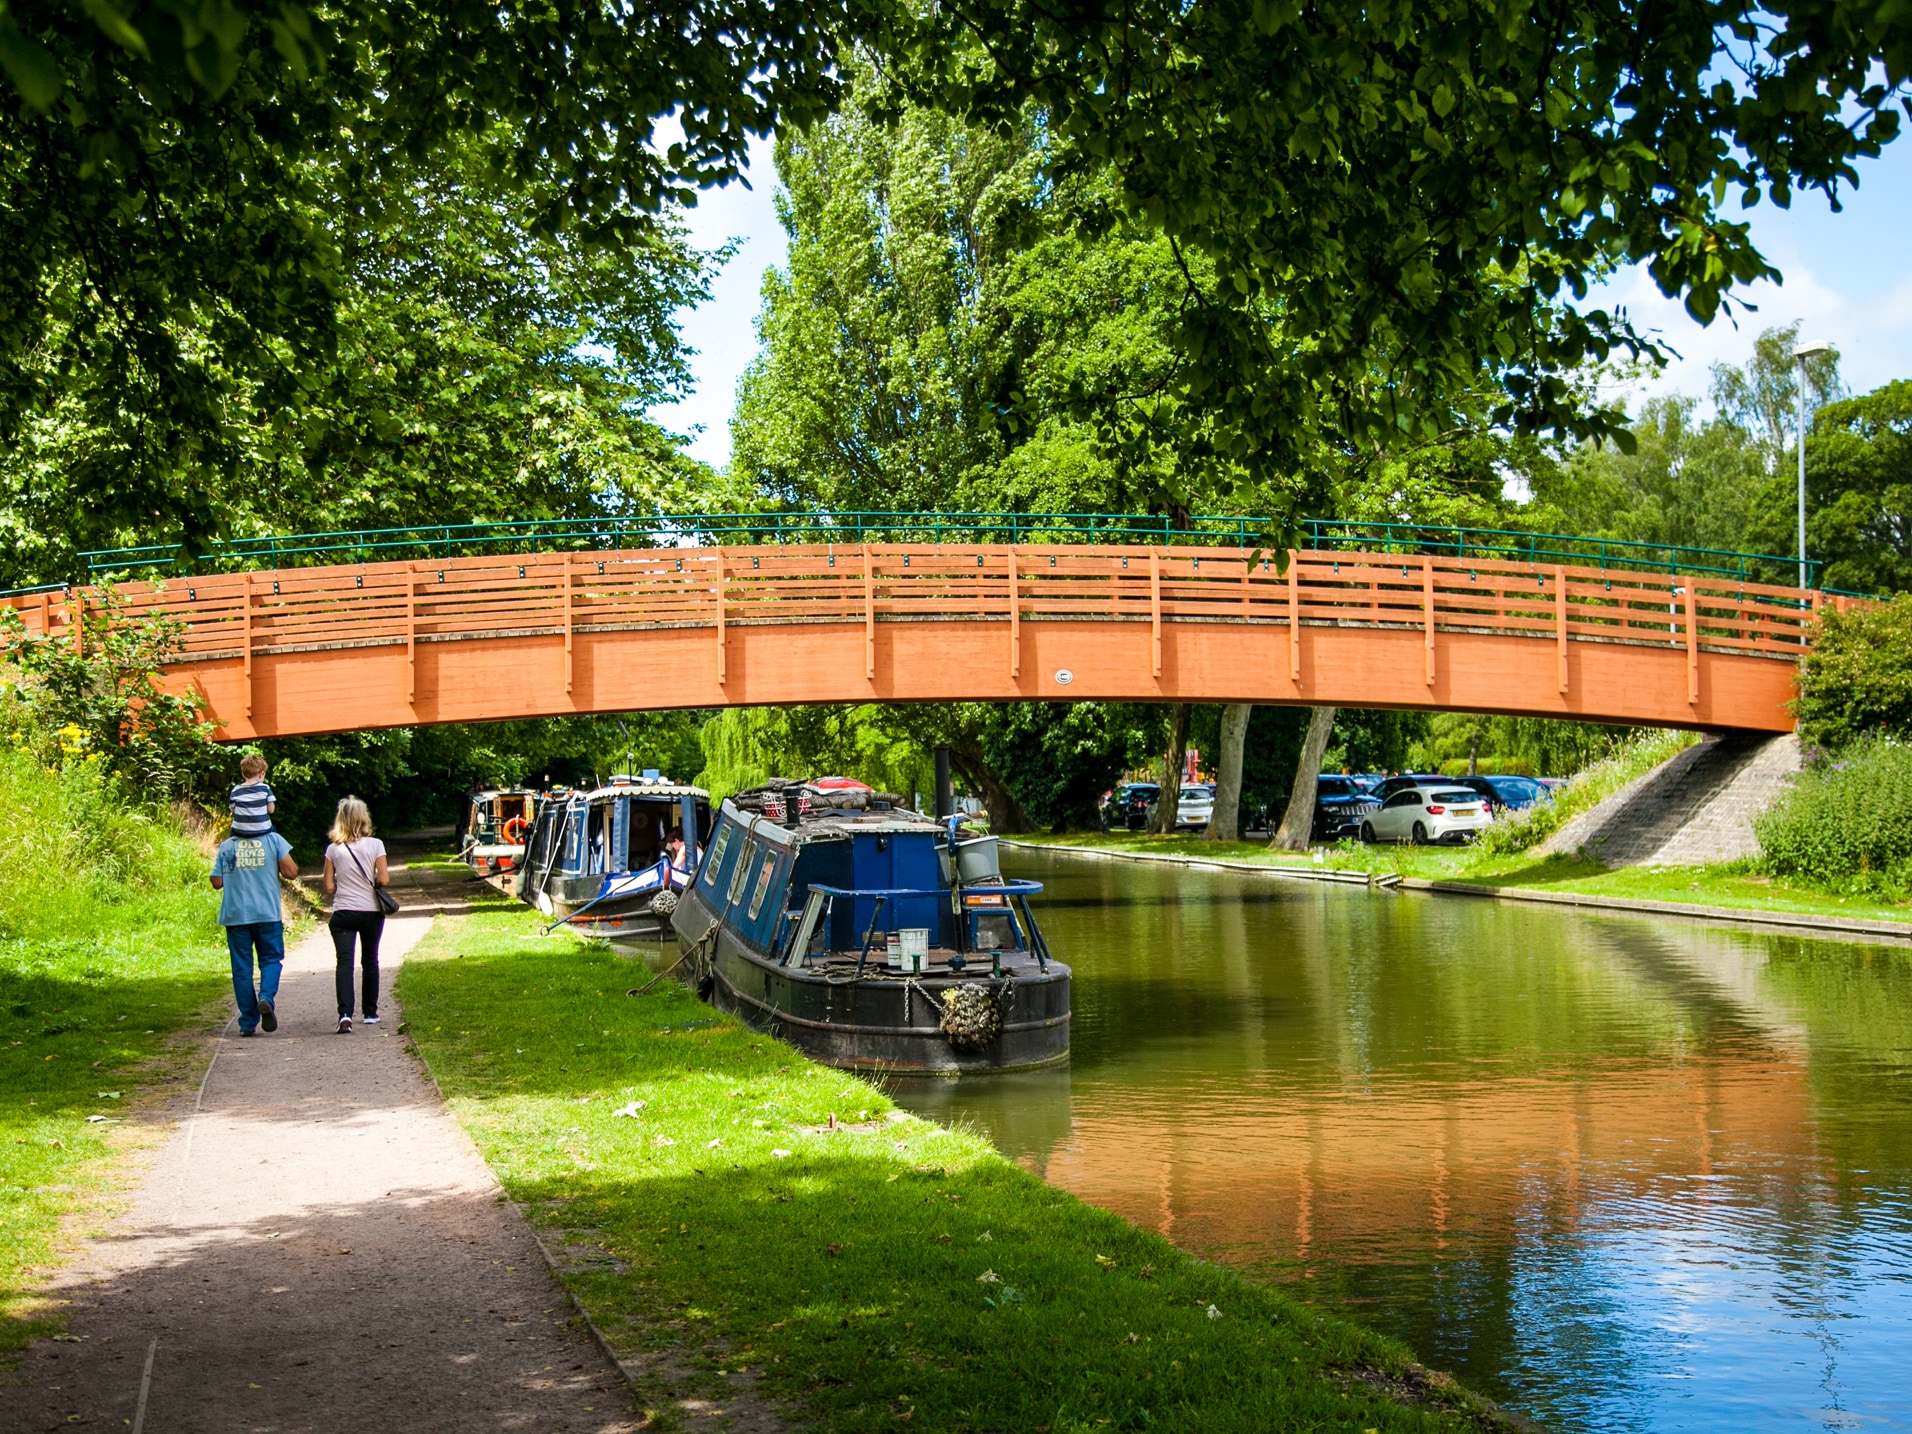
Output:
[801, 880, 1049, 976]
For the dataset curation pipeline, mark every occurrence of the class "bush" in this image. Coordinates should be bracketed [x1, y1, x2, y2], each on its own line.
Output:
[1794, 595, 1912, 750]
[1755, 738, 1912, 895]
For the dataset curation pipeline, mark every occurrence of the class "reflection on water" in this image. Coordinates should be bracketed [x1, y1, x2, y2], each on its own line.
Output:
[891, 848, 1912, 1433]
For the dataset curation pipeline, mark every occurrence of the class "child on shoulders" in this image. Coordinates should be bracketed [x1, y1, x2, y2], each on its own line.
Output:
[229, 752, 276, 837]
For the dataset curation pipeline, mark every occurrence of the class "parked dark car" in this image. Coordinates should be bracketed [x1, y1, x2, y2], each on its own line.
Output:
[1100, 782, 1162, 831]
[1369, 773, 1450, 803]
[1458, 774, 1552, 813]
[1312, 775, 1381, 841]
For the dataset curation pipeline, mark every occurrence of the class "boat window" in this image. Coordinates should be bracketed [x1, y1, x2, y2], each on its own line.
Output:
[727, 836, 756, 905]
[701, 825, 733, 892]
[747, 851, 779, 919]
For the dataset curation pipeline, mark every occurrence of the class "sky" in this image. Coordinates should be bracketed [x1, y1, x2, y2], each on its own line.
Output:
[650, 133, 1912, 472]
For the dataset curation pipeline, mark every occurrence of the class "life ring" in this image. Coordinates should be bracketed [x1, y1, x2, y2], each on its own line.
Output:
[502, 816, 529, 844]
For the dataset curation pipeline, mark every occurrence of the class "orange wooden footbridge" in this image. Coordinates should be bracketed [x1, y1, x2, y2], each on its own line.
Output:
[3, 515, 1831, 740]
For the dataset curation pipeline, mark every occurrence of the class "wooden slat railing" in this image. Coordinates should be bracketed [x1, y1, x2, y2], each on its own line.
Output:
[5, 545, 1827, 698]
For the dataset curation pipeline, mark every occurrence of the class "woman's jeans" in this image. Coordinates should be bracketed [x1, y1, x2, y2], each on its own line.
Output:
[329, 909, 385, 1019]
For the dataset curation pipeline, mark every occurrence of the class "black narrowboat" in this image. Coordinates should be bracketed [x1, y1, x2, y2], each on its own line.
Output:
[669, 781, 1069, 1074]
[517, 775, 713, 940]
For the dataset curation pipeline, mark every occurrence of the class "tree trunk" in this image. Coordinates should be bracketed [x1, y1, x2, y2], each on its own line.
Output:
[1150, 702, 1193, 834]
[1467, 728, 1480, 777]
[1205, 703, 1252, 842]
[1270, 705, 1336, 850]
[943, 736, 1035, 835]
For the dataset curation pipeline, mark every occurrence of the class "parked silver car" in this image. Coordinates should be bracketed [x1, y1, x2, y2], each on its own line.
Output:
[1359, 785, 1490, 845]
[1175, 783, 1216, 830]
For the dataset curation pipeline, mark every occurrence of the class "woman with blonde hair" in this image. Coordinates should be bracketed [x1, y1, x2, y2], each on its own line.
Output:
[322, 796, 391, 1034]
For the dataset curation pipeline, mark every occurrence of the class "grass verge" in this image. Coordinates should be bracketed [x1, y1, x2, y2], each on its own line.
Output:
[0, 757, 242, 1348]
[399, 899, 1530, 1433]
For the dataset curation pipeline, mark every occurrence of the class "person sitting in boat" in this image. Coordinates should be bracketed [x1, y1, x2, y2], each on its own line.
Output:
[666, 827, 688, 879]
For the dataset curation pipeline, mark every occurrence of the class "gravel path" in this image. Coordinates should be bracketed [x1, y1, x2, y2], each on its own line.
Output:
[3, 861, 642, 1434]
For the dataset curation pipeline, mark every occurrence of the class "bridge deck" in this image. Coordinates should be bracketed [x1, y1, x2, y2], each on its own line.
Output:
[6, 545, 1818, 737]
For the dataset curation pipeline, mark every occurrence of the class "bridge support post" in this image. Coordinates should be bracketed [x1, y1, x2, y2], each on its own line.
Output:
[1686, 584, 1699, 706]
[863, 546, 875, 680]
[405, 563, 416, 709]
[1422, 556, 1435, 686]
[1555, 565, 1568, 694]
[1150, 548, 1162, 678]
[1007, 547, 1019, 680]
[714, 550, 727, 686]
[241, 575, 252, 718]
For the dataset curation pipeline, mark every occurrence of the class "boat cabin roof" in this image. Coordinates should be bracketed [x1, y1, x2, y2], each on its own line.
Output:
[716, 795, 942, 847]
[568, 780, 709, 804]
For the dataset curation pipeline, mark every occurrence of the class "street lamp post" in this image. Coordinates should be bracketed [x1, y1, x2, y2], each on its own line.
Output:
[1793, 341, 1833, 590]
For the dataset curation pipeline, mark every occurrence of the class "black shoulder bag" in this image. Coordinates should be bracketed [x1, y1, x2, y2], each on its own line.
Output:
[344, 843, 401, 916]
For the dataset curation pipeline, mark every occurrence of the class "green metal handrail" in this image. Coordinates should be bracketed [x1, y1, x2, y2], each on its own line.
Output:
[65, 510, 1820, 588]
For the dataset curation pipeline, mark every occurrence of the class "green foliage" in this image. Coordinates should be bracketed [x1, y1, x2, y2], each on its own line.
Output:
[0, 0, 842, 555]
[976, 703, 1162, 831]
[1793, 595, 1912, 750]
[1411, 714, 1641, 779]
[694, 706, 931, 804]
[4, 0, 1906, 545]
[0, 125, 733, 585]
[399, 903, 1515, 1432]
[1792, 380, 1912, 595]
[261, 713, 709, 852]
[0, 749, 229, 1341]
[731, 81, 1277, 519]
[1, 588, 221, 796]
[1531, 394, 1772, 556]
[874, 0, 1906, 476]
[1756, 739, 1912, 896]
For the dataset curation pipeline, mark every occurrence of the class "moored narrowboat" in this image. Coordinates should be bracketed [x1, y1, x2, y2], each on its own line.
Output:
[460, 785, 542, 879]
[517, 775, 712, 940]
[669, 781, 1069, 1074]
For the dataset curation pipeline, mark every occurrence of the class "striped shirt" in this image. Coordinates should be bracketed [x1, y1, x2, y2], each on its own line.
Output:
[229, 781, 275, 837]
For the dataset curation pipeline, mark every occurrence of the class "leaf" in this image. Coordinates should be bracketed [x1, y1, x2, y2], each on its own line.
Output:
[0, 19, 62, 109]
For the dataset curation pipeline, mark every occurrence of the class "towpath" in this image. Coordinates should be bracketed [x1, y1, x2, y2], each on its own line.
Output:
[3, 856, 641, 1433]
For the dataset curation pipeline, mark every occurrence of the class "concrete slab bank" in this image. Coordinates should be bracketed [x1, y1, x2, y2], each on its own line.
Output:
[2, 882, 641, 1433]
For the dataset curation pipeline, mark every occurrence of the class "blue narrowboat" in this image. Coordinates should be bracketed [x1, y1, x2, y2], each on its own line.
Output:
[517, 775, 713, 940]
[669, 781, 1070, 1073]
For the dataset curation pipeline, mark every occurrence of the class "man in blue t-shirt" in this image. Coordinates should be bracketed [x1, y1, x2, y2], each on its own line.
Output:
[210, 832, 298, 1036]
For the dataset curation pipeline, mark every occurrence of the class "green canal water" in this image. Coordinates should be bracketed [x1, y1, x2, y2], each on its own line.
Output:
[893, 847, 1912, 1433]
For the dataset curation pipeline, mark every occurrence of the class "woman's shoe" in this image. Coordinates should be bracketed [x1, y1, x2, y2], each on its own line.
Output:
[337, 1016, 352, 1033]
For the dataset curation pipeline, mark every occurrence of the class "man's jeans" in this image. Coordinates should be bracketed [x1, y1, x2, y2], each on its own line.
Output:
[226, 922, 286, 1033]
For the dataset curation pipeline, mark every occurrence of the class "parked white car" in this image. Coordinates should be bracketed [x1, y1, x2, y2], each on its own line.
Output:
[1359, 784, 1490, 845]
[1175, 783, 1216, 830]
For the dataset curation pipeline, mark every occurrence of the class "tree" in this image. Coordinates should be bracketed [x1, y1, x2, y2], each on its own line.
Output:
[1150, 702, 1193, 833]
[876, 0, 1909, 485]
[0, 130, 728, 586]
[1794, 596, 1912, 749]
[0, 0, 846, 550]
[730, 80, 1270, 518]
[1271, 706, 1337, 850]
[1204, 703, 1252, 842]
[6, 0, 1905, 547]
[1783, 380, 1912, 595]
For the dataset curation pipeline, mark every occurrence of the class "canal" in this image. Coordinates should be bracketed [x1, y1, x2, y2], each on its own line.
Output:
[893, 847, 1912, 1433]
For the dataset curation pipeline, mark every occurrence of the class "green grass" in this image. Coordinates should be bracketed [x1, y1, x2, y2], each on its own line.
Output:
[399, 901, 1527, 1433]
[0, 756, 240, 1347]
